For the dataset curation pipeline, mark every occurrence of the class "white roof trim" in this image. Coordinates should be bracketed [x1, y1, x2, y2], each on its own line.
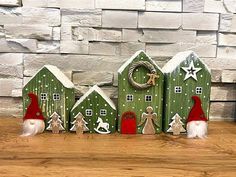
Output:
[71, 85, 116, 111]
[118, 50, 163, 74]
[26, 65, 74, 89]
[162, 50, 211, 73]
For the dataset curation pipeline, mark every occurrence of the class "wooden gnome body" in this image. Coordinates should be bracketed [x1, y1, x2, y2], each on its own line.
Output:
[118, 50, 164, 134]
[187, 96, 208, 138]
[70, 85, 116, 134]
[21, 93, 45, 136]
[22, 65, 75, 131]
[162, 51, 211, 134]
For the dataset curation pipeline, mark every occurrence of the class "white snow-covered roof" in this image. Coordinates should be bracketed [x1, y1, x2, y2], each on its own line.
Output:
[26, 65, 74, 89]
[118, 50, 163, 74]
[162, 50, 211, 73]
[71, 85, 116, 111]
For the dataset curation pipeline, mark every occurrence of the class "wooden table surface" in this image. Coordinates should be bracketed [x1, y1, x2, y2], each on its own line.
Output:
[0, 118, 235, 177]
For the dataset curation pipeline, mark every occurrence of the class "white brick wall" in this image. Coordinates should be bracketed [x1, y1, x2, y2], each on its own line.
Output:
[0, 0, 235, 120]
[139, 12, 181, 29]
[102, 10, 138, 28]
[182, 13, 219, 30]
[146, 0, 181, 12]
[96, 0, 145, 10]
[183, 0, 204, 12]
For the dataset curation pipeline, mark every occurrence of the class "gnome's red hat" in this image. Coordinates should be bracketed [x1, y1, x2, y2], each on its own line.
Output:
[187, 96, 208, 123]
[23, 93, 44, 121]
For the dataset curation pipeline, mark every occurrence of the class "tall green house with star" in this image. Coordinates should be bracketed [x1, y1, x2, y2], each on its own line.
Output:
[118, 50, 164, 134]
[162, 51, 211, 133]
[22, 65, 75, 131]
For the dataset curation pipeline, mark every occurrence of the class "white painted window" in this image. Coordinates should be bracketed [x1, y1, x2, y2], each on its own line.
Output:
[85, 109, 93, 116]
[174, 86, 182, 93]
[100, 109, 107, 116]
[41, 93, 47, 100]
[53, 93, 60, 101]
[126, 94, 133, 102]
[145, 95, 152, 102]
[196, 87, 202, 94]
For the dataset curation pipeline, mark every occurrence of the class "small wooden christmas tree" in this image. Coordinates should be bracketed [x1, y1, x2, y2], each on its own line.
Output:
[46, 112, 65, 134]
[167, 113, 186, 135]
[70, 112, 89, 134]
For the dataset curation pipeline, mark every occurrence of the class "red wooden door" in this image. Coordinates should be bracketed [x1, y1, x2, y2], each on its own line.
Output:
[121, 111, 136, 134]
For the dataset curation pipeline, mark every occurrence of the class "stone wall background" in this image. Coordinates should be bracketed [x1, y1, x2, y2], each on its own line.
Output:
[0, 0, 235, 120]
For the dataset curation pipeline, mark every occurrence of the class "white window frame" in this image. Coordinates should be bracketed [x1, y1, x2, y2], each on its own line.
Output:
[196, 87, 203, 94]
[53, 93, 60, 101]
[41, 93, 47, 100]
[85, 109, 93, 116]
[100, 109, 107, 116]
[145, 95, 152, 102]
[174, 86, 182, 93]
[126, 94, 134, 102]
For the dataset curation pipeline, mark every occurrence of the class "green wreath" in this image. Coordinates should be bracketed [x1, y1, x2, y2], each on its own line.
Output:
[128, 61, 158, 90]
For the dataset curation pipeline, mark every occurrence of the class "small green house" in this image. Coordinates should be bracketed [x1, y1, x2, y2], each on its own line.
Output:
[70, 85, 116, 134]
[117, 50, 164, 134]
[22, 65, 75, 131]
[162, 51, 211, 133]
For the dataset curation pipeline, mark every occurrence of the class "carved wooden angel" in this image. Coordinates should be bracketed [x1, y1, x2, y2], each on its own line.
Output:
[138, 106, 159, 134]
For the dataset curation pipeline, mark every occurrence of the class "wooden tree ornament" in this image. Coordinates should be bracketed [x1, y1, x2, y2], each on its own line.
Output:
[46, 112, 65, 134]
[167, 113, 186, 135]
[70, 112, 89, 134]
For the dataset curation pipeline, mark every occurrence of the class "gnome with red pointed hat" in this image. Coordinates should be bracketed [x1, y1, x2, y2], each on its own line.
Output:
[21, 93, 45, 136]
[187, 96, 208, 139]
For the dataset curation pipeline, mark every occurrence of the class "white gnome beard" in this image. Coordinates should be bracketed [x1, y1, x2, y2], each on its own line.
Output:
[21, 119, 45, 137]
[187, 121, 207, 139]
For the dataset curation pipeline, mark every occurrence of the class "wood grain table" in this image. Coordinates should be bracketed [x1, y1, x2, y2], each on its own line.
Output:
[0, 118, 235, 177]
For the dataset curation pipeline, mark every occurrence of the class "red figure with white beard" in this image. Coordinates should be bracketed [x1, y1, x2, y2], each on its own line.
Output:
[21, 93, 45, 136]
[187, 96, 208, 139]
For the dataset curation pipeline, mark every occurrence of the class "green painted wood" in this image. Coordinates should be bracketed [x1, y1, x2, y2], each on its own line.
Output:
[70, 91, 116, 133]
[118, 51, 164, 134]
[22, 67, 75, 131]
[163, 54, 211, 132]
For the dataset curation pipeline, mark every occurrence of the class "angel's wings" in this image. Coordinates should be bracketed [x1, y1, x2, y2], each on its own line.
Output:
[152, 113, 159, 127]
[138, 112, 148, 126]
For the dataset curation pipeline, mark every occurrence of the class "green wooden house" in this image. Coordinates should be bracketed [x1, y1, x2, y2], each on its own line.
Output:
[22, 65, 75, 131]
[117, 50, 164, 134]
[70, 85, 116, 134]
[162, 50, 211, 133]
